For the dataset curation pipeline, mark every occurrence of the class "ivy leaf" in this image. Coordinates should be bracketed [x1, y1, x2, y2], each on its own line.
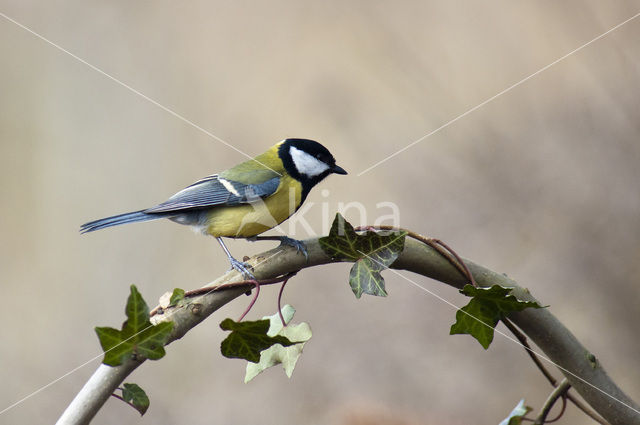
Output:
[318, 213, 364, 262]
[121, 285, 150, 339]
[499, 399, 532, 425]
[169, 288, 185, 307]
[121, 383, 150, 416]
[349, 257, 388, 298]
[220, 318, 298, 363]
[133, 322, 174, 361]
[245, 305, 312, 383]
[319, 213, 407, 298]
[450, 285, 543, 349]
[95, 285, 174, 366]
[94, 327, 132, 367]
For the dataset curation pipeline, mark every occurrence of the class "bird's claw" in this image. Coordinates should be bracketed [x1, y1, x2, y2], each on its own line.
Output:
[278, 237, 308, 260]
[228, 257, 255, 280]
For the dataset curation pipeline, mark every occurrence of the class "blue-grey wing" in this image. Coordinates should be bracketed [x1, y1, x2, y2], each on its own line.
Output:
[144, 175, 280, 213]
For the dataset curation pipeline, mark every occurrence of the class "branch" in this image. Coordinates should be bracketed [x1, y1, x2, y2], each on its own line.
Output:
[57, 238, 640, 425]
[503, 318, 609, 424]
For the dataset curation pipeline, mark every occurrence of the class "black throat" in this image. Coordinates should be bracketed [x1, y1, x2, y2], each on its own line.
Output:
[278, 138, 336, 205]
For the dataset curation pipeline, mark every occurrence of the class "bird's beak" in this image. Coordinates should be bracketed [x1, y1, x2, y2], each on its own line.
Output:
[331, 164, 348, 175]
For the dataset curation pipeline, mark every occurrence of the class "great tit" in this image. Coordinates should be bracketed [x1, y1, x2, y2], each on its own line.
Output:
[81, 138, 347, 278]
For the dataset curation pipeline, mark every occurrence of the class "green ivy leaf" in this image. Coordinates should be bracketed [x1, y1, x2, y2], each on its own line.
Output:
[450, 285, 543, 349]
[94, 327, 133, 367]
[319, 213, 406, 298]
[349, 257, 388, 298]
[95, 285, 174, 366]
[220, 318, 298, 363]
[169, 288, 185, 307]
[499, 399, 532, 425]
[121, 383, 150, 416]
[133, 322, 174, 361]
[121, 285, 150, 339]
[245, 305, 312, 382]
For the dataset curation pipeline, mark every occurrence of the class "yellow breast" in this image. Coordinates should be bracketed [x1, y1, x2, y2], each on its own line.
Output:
[202, 175, 303, 238]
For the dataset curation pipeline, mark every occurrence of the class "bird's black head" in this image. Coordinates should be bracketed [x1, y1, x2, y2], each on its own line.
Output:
[278, 138, 347, 197]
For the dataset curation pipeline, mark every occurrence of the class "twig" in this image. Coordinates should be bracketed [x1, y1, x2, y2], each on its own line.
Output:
[149, 273, 296, 317]
[427, 237, 478, 287]
[543, 396, 567, 423]
[355, 225, 477, 287]
[563, 392, 610, 425]
[277, 277, 290, 327]
[534, 379, 570, 424]
[503, 318, 610, 424]
[237, 281, 260, 322]
[109, 392, 137, 412]
[503, 318, 557, 385]
[183, 273, 296, 297]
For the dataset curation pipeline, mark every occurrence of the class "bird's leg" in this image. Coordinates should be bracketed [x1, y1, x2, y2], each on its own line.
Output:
[216, 237, 255, 280]
[248, 235, 308, 260]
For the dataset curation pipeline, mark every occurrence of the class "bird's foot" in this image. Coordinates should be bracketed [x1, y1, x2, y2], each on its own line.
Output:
[277, 236, 308, 260]
[247, 235, 308, 260]
[228, 257, 255, 280]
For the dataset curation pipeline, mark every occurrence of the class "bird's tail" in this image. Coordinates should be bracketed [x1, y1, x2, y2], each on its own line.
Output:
[80, 210, 162, 233]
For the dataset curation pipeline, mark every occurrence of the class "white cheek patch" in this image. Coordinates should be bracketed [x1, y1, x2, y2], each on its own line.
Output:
[290, 146, 330, 177]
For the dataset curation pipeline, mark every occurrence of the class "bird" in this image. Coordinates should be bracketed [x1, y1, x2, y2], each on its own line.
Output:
[80, 138, 347, 279]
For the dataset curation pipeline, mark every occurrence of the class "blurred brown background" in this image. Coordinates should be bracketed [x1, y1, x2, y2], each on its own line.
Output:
[1, 1, 639, 424]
